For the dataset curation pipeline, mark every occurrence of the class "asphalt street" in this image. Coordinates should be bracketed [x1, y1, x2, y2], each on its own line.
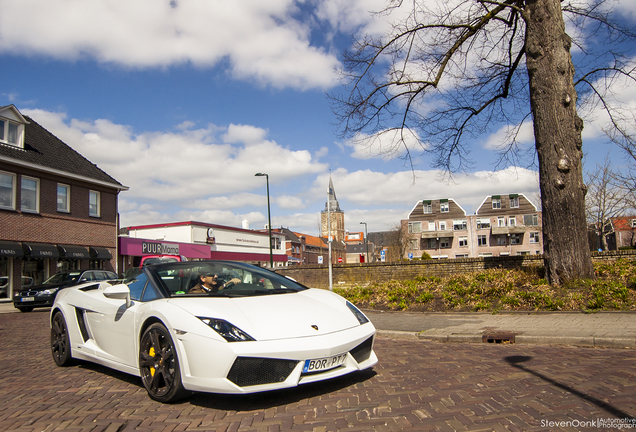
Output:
[0, 303, 635, 431]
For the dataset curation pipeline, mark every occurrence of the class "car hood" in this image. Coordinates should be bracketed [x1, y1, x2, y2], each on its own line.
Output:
[168, 288, 364, 341]
[22, 282, 71, 292]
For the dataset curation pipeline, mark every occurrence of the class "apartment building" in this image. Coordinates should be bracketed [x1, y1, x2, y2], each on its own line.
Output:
[402, 194, 543, 259]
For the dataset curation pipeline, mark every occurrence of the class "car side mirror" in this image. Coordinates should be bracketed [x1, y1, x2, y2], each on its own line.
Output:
[103, 284, 132, 308]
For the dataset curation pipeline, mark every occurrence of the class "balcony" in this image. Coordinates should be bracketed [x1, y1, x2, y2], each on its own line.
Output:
[491, 226, 527, 235]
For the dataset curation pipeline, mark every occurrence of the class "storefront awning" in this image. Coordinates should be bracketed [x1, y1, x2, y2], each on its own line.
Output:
[0, 241, 24, 258]
[57, 244, 90, 259]
[22, 242, 60, 259]
[89, 246, 112, 260]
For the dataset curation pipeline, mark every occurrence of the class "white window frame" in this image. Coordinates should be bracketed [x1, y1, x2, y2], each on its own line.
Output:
[440, 238, 451, 248]
[478, 235, 488, 246]
[498, 217, 506, 227]
[89, 190, 101, 217]
[479, 253, 493, 257]
[530, 232, 540, 244]
[439, 221, 447, 231]
[428, 222, 436, 231]
[509, 216, 516, 227]
[492, 198, 501, 209]
[524, 214, 539, 226]
[631, 219, 636, 228]
[0, 171, 16, 210]
[458, 236, 468, 247]
[408, 221, 422, 234]
[20, 176, 40, 213]
[0, 118, 24, 147]
[423, 202, 432, 214]
[440, 201, 449, 212]
[477, 218, 491, 229]
[57, 183, 71, 213]
[510, 196, 520, 208]
[455, 254, 469, 258]
[453, 219, 467, 230]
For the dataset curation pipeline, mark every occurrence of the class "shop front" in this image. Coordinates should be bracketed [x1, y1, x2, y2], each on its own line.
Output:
[0, 241, 116, 301]
[118, 237, 213, 275]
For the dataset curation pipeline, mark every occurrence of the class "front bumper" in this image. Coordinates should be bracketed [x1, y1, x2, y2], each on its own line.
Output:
[175, 322, 378, 394]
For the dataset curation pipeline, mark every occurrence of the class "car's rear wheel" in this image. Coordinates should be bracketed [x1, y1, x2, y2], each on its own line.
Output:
[139, 323, 189, 403]
[17, 306, 34, 312]
[51, 311, 73, 366]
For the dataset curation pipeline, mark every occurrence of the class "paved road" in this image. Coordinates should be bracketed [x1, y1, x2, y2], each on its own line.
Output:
[1, 310, 635, 431]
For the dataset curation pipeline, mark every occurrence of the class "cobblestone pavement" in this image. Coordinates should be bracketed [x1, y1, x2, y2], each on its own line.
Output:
[1, 311, 635, 432]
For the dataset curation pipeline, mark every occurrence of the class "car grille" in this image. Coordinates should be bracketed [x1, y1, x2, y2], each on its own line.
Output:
[350, 336, 374, 364]
[227, 357, 299, 387]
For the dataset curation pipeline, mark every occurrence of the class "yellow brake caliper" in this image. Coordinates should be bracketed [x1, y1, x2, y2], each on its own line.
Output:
[149, 347, 156, 376]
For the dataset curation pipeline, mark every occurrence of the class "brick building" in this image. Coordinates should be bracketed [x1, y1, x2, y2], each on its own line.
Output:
[0, 105, 126, 300]
[402, 194, 543, 259]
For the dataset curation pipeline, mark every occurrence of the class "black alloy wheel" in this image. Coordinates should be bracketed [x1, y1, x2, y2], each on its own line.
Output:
[139, 323, 188, 403]
[51, 311, 73, 366]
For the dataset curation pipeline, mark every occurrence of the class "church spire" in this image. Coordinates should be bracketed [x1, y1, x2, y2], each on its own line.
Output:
[325, 175, 342, 212]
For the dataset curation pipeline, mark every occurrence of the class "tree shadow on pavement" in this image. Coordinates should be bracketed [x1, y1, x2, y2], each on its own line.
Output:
[189, 369, 377, 411]
[504, 355, 635, 419]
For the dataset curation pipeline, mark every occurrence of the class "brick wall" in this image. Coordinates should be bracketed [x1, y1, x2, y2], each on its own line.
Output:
[275, 250, 636, 290]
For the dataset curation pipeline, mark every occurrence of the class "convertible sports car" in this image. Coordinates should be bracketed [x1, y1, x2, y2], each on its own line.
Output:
[50, 260, 377, 403]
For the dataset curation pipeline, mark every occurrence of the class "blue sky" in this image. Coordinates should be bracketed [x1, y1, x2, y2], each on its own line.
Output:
[1, 0, 634, 236]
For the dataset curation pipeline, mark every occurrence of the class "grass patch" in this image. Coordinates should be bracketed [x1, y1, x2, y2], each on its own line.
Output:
[334, 259, 636, 312]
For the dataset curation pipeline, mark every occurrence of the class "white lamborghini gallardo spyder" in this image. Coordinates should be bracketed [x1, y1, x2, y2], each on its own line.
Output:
[50, 260, 377, 402]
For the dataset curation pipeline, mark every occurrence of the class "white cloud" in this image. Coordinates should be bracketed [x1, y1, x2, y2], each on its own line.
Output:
[0, 0, 342, 90]
[484, 121, 535, 150]
[345, 129, 423, 160]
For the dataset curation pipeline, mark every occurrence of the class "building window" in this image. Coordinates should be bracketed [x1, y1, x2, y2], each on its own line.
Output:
[453, 219, 467, 230]
[498, 217, 506, 227]
[631, 219, 636, 228]
[455, 254, 469, 258]
[89, 190, 100, 217]
[524, 214, 539, 226]
[423, 202, 432, 214]
[427, 238, 437, 249]
[517, 251, 531, 256]
[428, 221, 436, 231]
[510, 234, 522, 244]
[478, 235, 488, 246]
[492, 197, 501, 209]
[477, 218, 491, 229]
[509, 216, 516, 227]
[0, 119, 22, 146]
[57, 184, 70, 212]
[440, 201, 449, 212]
[439, 221, 447, 231]
[459, 236, 468, 247]
[440, 238, 451, 248]
[510, 196, 519, 208]
[479, 253, 493, 257]
[21, 176, 39, 213]
[409, 239, 419, 250]
[530, 232, 540, 243]
[408, 222, 422, 233]
[497, 236, 507, 246]
[0, 171, 16, 210]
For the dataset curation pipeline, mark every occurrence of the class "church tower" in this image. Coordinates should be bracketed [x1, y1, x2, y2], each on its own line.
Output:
[320, 176, 345, 242]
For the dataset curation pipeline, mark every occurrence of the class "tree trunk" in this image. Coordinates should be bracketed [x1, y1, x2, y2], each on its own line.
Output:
[523, 0, 595, 284]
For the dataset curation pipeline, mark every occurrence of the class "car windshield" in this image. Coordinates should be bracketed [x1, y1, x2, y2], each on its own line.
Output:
[43, 272, 82, 284]
[142, 257, 179, 266]
[144, 260, 308, 297]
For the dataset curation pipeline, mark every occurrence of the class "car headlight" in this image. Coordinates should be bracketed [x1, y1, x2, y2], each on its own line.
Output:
[39, 288, 59, 295]
[198, 317, 255, 342]
[346, 301, 369, 325]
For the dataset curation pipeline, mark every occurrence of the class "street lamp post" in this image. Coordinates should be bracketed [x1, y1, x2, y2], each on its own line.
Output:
[360, 222, 368, 263]
[255, 173, 273, 268]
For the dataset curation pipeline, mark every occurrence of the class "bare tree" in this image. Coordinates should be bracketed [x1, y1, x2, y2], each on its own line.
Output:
[331, 0, 636, 284]
[585, 156, 628, 250]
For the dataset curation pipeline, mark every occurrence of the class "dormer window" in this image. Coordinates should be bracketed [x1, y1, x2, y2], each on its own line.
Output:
[0, 105, 28, 148]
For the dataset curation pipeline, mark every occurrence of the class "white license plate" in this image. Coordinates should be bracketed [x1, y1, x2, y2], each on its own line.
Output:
[21, 297, 35, 302]
[303, 353, 347, 373]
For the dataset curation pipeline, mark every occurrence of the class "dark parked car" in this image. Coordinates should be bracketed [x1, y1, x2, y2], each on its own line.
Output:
[13, 270, 118, 312]
[1, 276, 34, 298]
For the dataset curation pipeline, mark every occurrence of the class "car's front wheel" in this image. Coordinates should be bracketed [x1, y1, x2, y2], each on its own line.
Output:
[139, 323, 189, 403]
[51, 311, 73, 366]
